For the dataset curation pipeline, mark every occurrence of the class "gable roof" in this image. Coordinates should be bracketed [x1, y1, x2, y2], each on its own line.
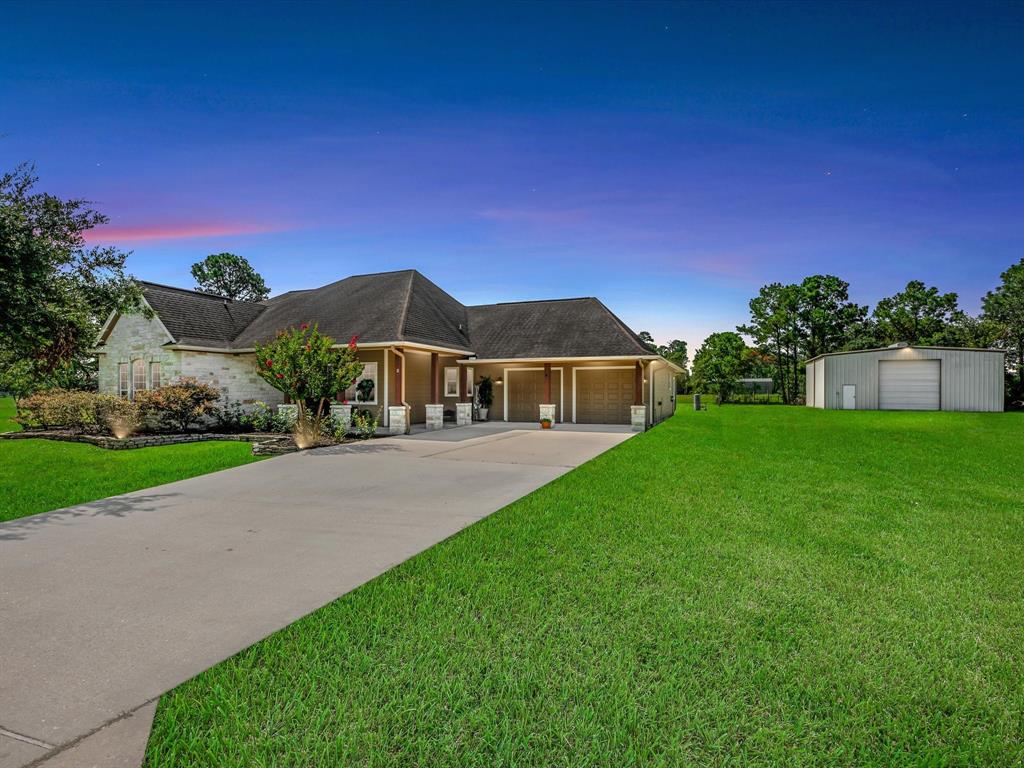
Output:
[139, 282, 267, 346]
[116, 270, 657, 361]
[465, 297, 653, 359]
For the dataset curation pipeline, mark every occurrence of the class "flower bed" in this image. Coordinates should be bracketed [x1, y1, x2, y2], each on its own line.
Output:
[0, 430, 297, 455]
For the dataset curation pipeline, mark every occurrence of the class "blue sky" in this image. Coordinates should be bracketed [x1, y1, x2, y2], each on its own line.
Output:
[2, 1, 1022, 354]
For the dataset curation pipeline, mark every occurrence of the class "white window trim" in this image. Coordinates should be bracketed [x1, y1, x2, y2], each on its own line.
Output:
[118, 362, 130, 398]
[346, 361, 379, 405]
[443, 366, 459, 398]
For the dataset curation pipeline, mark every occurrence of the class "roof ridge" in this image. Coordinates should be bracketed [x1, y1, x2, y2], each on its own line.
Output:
[139, 280, 237, 302]
[404, 271, 471, 345]
[396, 270, 415, 341]
[469, 296, 595, 308]
[588, 298, 652, 355]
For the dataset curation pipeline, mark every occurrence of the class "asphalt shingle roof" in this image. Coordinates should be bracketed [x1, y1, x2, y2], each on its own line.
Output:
[130, 271, 651, 360]
[140, 282, 267, 345]
[465, 298, 652, 359]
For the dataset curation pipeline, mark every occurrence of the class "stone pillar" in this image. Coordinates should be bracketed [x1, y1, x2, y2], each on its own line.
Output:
[539, 403, 557, 425]
[630, 405, 647, 432]
[277, 403, 298, 427]
[329, 403, 352, 433]
[456, 402, 473, 426]
[425, 403, 444, 431]
[388, 405, 411, 435]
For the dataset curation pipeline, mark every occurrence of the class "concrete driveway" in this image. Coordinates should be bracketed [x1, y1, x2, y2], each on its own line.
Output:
[0, 423, 632, 767]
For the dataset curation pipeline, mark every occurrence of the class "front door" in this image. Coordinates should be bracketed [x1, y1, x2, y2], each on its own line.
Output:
[842, 384, 856, 410]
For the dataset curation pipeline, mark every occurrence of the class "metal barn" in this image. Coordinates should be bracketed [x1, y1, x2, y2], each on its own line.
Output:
[805, 345, 1004, 412]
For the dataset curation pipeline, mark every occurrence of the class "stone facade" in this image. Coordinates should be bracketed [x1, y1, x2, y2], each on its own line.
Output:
[179, 350, 283, 405]
[539, 403, 557, 424]
[425, 403, 444, 431]
[98, 312, 180, 395]
[329, 403, 353, 432]
[98, 311, 283, 406]
[456, 402, 472, 426]
[630, 405, 647, 432]
[388, 405, 411, 435]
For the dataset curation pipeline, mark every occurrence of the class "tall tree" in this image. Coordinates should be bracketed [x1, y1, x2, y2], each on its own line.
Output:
[637, 331, 658, 353]
[657, 338, 690, 393]
[191, 253, 270, 301]
[738, 282, 801, 403]
[982, 257, 1024, 396]
[0, 163, 143, 379]
[797, 275, 868, 358]
[692, 331, 746, 403]
[872, 280, 962, 345]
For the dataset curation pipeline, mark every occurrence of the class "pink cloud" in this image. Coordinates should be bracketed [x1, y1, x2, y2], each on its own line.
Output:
[84, 221, 279, 243]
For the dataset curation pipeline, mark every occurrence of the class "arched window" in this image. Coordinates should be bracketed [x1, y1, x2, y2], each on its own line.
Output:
[132, 359, 147, 395]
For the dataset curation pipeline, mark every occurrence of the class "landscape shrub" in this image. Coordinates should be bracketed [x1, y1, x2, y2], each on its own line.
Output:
[212, 400, 249, 433]
[351, 408, 379, 439]
[136, 378, 221, 432]
[246, 401, 291, 433]
[94, 395, 143, 437]
[16, 389, 99, 430]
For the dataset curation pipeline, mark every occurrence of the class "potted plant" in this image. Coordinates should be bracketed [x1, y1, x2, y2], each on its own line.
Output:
[540, 416, 553, 429]
[476, 375, 493, 421]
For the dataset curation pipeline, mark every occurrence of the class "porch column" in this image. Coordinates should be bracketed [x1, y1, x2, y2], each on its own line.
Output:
[456, 362, 472, 426]
[459, 363, 468, 402]
[430, 352, 439, 403]
[544, 362, 551, 403]
[394, 348, 404, 404]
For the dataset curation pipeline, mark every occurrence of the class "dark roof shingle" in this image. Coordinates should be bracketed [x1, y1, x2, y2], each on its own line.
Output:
[465, 298, 652, 359]
[133, 271, 652, 359]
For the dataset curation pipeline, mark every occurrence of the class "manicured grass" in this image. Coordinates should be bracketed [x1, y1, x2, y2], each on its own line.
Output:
[0, 395, 19, 432]
[146, 407, 1024, 766]
[0, 397, 262, 523]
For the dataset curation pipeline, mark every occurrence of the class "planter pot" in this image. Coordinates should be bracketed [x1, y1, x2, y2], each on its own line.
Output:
[540, 421, 553, 429]
[478, 407, 489, 421]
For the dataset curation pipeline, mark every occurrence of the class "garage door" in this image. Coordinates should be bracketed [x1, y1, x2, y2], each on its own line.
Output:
[508, 370, 560, 422]
[575, 368, 632, 424]
[879, 359, 940, 410]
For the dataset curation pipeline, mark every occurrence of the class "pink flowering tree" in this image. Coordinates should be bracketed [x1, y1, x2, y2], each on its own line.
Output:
[254, 324, 363, 422]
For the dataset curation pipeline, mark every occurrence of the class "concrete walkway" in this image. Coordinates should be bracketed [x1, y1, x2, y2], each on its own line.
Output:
[0, 424, 632, 767]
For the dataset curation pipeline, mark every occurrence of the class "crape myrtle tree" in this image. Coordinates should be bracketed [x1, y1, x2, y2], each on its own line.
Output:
[191, 252, 270, 302]
[983, 257, 1024, 403]
[0, 163, 144, 390]
[254, 324, 364, 422]
[691, 331, 746, 403]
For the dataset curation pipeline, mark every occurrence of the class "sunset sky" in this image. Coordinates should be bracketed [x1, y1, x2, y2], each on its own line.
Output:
[2, 1, 1022, 354]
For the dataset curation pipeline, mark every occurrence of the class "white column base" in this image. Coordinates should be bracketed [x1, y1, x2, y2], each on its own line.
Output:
[456, 402, 473, 426]
[277, 404, 298, 427]
[539, 403, 557, 424]
[630, 405, 647, 432]
[388, 405, 411, 435]
[329, 403, 352, 433]
[425, 403, 444, 430]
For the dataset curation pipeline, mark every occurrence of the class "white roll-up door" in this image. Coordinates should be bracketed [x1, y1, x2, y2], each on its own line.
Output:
[878, 360, 940, 410]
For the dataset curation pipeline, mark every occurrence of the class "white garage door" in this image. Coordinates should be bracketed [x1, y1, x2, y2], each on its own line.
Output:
[878, 360, 940, 410]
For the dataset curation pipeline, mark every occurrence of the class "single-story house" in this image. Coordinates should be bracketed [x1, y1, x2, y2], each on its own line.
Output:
[805, 344, 1005, 411]
[96, 269, 681, 430]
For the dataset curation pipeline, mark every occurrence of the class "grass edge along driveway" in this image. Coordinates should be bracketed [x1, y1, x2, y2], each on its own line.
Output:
[0, 397, 262, 523]
[146, 406, 1024, 767]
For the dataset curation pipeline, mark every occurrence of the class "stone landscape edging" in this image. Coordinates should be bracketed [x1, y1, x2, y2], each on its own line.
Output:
[0, 430, 298, 455]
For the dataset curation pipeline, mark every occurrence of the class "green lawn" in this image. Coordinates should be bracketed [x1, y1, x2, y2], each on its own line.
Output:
[0, 394, 19, 432]
[146, 406, 1024, 766]
[0, 397, 262, 523]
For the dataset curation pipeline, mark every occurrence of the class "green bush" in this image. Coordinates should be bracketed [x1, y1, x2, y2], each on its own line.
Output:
[16, 389, 99, 430]
[351, 408, 379, 439]
[136, 378, 221, 432]
[95, 395, 143, 437]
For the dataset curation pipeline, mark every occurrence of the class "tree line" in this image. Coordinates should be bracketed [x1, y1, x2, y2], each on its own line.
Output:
[691, 269, 1024, 406]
